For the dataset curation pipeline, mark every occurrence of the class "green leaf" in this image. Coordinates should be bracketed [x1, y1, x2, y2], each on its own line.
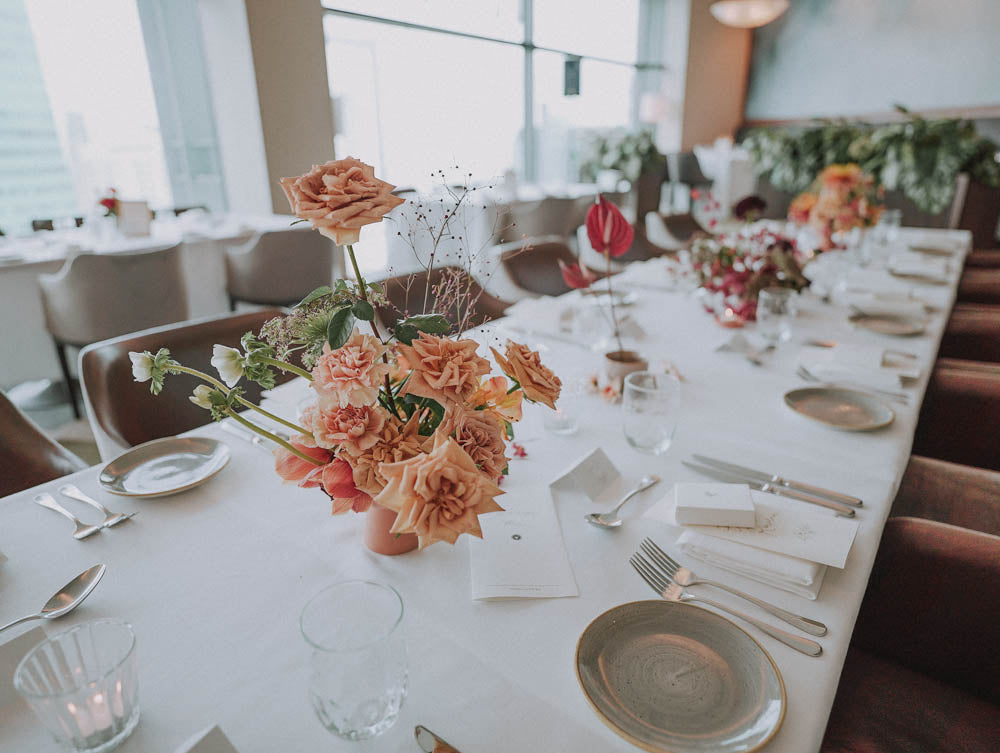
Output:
[326, 306, 356, 349]
[351, 299, 375, 321]
[367, 282, 384, 295]
[402, 313, 451, 335]
[393, 323, 419, 345]
[294, 285, 331, 309]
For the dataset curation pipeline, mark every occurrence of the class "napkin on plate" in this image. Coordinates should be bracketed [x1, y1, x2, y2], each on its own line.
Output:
[677, 530, 827, 600]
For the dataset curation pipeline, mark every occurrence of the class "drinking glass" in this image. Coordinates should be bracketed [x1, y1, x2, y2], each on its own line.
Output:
[622, 371, 680, 455]
[300, 580, 407, 741]
[872, 208, 902, 245]
[543, 376, 586, 435]
[756, 287, 795, 343]
[14, 619, 140, 753]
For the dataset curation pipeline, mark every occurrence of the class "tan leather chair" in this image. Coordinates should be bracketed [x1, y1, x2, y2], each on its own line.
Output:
[79, 309, 292, 460]
[0, 389, 87, 496]
[497, 236, 605, 297]
[891, 455, 1000, 537]
[223, 229, 339, 309]
[499, 197, 584, 244]
[374, 266, 510, 334]
[939, 303, 1000, 363]
[38, 245, 188, 418]
[964, 249, 1000, 269]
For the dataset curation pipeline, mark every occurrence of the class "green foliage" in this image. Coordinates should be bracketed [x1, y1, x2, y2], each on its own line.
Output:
[351, 299, 375, 322]
[326, 306, 356, 349]
[744, 108, 1000, 214]
[392, 313, 452, 345]
[580, 128, 667, 182]
[148, 348, 173, 395]
[293, 285, 332, 309]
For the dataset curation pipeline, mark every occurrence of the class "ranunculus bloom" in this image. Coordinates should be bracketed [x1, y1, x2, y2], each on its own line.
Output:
[311, 329, 389, 408]
[350, 414, 426, 497]
[468, 376, 523, 425]
[320, 457, 373, 514]
[436, 404, 509, 481]
[396, 333, 490, 406]
[273, 439, 333, 486]
[279, 157, 404, 245]
[557, 259, 597, 290]
[491, 340, 561, 409]
[304, 402, 387, 455]
[375, 434, 504, 548]
[586, 196, 634, 258]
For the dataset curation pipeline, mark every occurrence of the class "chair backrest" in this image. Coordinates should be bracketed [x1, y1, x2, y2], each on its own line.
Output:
[38, 245, 188, 346]
[500, 197, 583, 244]
[32, 219, 54, 232]
[666, 152, 711, 187]
[224, 229, 337, 306]
[79, 309, 292, 457]
[0, 389, 87, 496]
[374, 266, 509, 332]
[498, 236, 579, 297]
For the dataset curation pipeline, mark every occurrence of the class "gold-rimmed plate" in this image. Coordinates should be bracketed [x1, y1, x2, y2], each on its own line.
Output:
[576, 600, 785, 753]
[784, 386, 894, 431]
[99, 436, 231, 497]
[849, 310, 926, 337]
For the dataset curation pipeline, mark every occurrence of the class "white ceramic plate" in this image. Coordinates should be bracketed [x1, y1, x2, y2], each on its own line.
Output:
[99, 437, 231, 497]
[784, 386, 895, 431]
[576, 600, 785, 753]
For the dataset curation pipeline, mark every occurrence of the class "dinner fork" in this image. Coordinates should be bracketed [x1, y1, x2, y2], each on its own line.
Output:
[796, 365, 910, 405]
[58, 484, 135, 528]
[630, 553, 822, 656]
[640, 538, 827, 636]
[33, 493, 102, 540]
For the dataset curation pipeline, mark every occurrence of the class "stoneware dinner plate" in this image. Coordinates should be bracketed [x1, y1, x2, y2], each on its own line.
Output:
[849, 311, 926, 337]
[784, 386, 895, 431]
[99, 437, 231, 497]
[576, 600, 785, 753]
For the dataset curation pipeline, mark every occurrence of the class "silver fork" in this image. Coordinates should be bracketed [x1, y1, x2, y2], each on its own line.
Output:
[33, 493, 102, 540]
[630, 553, 822, 656]
[58, 484, 135, 528]
[640, 538, 827, 636]
[796, 364, 910, 405]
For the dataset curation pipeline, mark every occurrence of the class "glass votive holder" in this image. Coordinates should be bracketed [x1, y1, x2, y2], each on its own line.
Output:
[756, 287, 796, 343]
[14, 619, 140, 753]
[622, 371, 681, 455]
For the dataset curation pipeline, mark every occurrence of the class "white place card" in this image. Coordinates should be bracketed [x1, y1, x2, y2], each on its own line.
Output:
[674, 483, 756, 527]
[0, 626, 46, 708]
[116, 200, 152, 237]
[549, 447, 619, 500]
[469, 488, 578, 600]
[174, 725, 240, 753]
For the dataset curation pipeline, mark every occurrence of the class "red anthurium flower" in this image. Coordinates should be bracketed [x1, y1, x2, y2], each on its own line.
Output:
[586, 196, 634, 258]
[321, 457, 373, 514]
[557, 259, 596, 289]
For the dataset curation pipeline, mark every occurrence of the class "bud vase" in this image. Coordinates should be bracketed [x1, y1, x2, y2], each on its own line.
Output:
[601, 349, 648, 392]
[364, 503, 418, 555]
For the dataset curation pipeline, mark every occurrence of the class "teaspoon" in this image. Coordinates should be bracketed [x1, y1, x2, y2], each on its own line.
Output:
[585, 475, 661, 528]
[0, 564, 106, 634]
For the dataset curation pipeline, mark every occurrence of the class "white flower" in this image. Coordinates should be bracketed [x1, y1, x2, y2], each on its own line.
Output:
[129, 351, 153, 382]
[189, 385, 214, 410]
[211, 344, 244, 388]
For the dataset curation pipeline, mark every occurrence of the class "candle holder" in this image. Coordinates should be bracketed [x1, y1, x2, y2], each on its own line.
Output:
[14, 619, 139, 753]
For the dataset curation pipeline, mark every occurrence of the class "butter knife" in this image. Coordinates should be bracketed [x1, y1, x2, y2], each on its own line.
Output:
[692, 454, 863, 507]
[682, 461, 856, 517]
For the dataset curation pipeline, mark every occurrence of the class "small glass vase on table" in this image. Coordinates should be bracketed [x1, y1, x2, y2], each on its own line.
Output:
[622, 370, 680, 455]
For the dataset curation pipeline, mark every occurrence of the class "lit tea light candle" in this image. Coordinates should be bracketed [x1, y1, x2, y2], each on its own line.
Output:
[716, 307, 745, 328]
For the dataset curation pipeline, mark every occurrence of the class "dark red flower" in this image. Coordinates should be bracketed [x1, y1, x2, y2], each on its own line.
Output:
[585, 196, 633, 258]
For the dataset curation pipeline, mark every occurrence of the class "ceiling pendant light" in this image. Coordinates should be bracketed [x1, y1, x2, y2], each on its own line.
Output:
[710, 0, 789, 29]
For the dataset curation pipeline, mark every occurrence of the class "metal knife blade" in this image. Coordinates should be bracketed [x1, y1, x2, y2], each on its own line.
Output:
[692, 454, 863, 507]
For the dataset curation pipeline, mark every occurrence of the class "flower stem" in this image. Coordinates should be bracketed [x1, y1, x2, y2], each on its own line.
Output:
[606, 251, 624, 353]
[226, 410, 325, 466]
[260, 356, 312, 381]
[347, 244, 399, 418]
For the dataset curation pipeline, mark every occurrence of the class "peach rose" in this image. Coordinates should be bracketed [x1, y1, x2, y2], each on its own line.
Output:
[490, 340, 561, 409]
[350, 414, 426, 497]
[436, 404, 509, 480]
[375, 433, 504, 549]
[396, 333, 490, 406]
[787, 192, 817, 225]
[302, 403, 387, 455]
[311, 329, 389, 408]
[279, 157, 404, 245]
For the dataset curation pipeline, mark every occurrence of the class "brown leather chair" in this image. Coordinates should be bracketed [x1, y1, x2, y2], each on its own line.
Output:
[79, 309, 293, 459]
[0, 389, 87, 497]
[964, 249, 1000, 269]
[938, 303, 1000, 363]
[891, 455, 1000, 537]
[957, 267, 1000, 305]
[821, 517, 1000, 753]
[374, 266, 510, 333]
[497, 236, 605, 297]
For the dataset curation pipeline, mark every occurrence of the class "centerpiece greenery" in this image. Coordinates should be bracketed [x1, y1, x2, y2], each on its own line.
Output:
[579, 128, 667, 183]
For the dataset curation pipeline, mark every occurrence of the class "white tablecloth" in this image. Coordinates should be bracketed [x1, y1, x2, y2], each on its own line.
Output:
[0, 228, 970, 752]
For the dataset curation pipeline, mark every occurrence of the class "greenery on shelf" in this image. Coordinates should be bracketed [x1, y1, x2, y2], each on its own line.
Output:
[579, 128, 667, 183]
[744, 107, 1000, 213]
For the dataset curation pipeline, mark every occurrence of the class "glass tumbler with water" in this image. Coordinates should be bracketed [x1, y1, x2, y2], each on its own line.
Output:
[756, 287, 796, 343]
[622, 371, 680, 455]
[300, 580, 407, 741]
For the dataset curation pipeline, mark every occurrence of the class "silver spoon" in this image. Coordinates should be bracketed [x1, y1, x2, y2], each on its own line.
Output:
[58, 484, 135, 528]
[0, 564, 106, 634]
[585, 475, 661, 528]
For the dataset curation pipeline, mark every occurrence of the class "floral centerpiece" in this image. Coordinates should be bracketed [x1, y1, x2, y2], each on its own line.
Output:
[690, 227, 809, 324]
[98, 188, 119, 217]
[128, 158, 562, 552]
[787, 164, 884, 250]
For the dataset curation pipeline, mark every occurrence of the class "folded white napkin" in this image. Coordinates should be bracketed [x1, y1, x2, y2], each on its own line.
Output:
[677, 530, 826, 600]
[800, 345, 918, 390]
[846, 294, 928, 320]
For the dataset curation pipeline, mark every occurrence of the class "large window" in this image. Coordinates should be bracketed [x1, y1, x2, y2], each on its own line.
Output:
[323, 1, 663, 188]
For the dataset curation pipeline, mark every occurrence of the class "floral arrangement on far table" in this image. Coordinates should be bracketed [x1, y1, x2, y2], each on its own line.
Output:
[788, 164, 884, 251]
[128, 158, 562, 550]
[98, 188, 119, 217]
[690, 227, 809, 324]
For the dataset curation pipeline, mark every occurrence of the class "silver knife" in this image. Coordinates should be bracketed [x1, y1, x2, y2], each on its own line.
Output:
[692, 454, 863, 507]
[682, 461, 856, 517]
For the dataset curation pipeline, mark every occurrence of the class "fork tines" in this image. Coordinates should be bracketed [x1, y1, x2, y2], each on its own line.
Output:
[640, 538, 682, 577]
[629, 553, 669, 595]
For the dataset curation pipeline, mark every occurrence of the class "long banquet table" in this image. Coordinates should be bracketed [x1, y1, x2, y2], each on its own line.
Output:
[0, 227, 971, 752]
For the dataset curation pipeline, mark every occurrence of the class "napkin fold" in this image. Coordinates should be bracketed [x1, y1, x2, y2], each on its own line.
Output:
[677, 530, 826, 600]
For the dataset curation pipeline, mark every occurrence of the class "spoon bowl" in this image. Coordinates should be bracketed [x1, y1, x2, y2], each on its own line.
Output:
[586, 475, 661, 529]
[0, 564, 106, 634]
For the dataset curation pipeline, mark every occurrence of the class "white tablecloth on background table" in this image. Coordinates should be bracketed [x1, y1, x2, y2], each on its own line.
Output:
[0, 228, 970, 752]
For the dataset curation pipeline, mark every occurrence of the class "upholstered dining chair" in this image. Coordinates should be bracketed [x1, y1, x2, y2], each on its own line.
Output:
[957, 266, 1000, 305]
[964, 249, 1000, 268]
[79, 309, 292, 461]
[38, 245, 188, 418]
[938, 302, 1000, 363]
[891, 455, 1000, 537]
[820, 517, 1000, 753]
[223, 229, 339, 309]
[0, 389, 87, 497]
[497, 235, 605, 297]
[374, 266, 510, 334]
[499, 197, 583, 244]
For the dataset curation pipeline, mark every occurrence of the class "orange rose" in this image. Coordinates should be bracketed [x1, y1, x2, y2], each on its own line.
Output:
[787, 192, 817, 224]
[436, 403, 509, 481]
[350, 414, 426, 497]
[279, 157, 404, 245]
[396, 333, 490, 406]
[491, 340, 561, 409]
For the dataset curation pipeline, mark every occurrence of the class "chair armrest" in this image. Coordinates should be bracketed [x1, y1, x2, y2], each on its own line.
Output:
[851, 517, 1000, 704]
[892, 455, 1000, 536]
[939, 303, 1000, 363]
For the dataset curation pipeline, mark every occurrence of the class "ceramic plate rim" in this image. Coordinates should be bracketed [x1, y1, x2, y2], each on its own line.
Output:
[784, 386, 895, 431]
[849, 311, 926, 337]
[98, 436, 231, 497]
[575, 599, 786, 753]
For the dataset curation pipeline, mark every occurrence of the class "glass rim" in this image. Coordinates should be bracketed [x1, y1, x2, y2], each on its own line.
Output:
[300, 579, 404, 654]
[13, 618, 136, 700]
[623, 370, 680, 394]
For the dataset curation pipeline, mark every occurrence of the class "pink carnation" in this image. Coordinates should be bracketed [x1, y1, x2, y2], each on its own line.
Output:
[311, 328, 389, 408]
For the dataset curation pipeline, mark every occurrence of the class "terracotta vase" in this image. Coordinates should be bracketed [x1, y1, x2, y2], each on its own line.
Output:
[601, 349, 648, 392]
[364, 503, 418, 555]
